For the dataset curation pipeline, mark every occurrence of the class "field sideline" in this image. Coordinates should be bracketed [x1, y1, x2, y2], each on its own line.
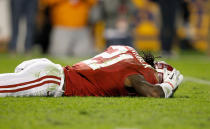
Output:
[0, 53, 210, 129]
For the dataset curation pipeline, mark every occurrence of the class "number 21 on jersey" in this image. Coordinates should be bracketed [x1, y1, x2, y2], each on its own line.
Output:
[82, 46, 133, 70]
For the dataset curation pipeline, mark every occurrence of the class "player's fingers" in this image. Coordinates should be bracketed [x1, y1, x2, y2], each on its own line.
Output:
[171, 68, 177, 76]
[176, 74, 184, 86]
[175, 71, 181, 79]
[172, 69, 179, 76]
[176, 70, 180, 75]
[168, 71, 176, 80]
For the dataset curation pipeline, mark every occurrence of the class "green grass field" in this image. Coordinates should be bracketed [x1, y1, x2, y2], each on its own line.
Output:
[0, 53, 210, 129]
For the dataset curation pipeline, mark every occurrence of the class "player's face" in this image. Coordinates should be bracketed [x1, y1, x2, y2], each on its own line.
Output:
[154, 61, 174, 83]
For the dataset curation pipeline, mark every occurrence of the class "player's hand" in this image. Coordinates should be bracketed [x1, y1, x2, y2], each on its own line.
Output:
[155, 61, 174, 83]
[164, 69, 183, 90]
[162, 67, 173, 82]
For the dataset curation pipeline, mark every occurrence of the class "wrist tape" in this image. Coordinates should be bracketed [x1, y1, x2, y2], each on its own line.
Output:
[158, 82, 174, 98]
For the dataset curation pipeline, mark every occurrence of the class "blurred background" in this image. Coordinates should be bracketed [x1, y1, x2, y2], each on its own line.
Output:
[0, 0, 209, 58]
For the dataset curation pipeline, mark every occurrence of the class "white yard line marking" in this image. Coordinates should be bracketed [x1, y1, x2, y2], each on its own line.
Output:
[184, 76, 210, 85]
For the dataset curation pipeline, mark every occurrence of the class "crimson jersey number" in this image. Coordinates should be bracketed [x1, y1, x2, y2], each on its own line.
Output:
[83, 46, 133, 70]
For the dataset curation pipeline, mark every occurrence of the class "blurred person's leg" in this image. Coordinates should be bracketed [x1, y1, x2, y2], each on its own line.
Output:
[24, 0, 38, 52]
[9, 0, 23, 52]
[179, 0, 194, 50]
[40, 7, 52, 54]
[40, 23, 51, 54]
[49, 27, 73, 57]
[159, 0, 180, 56]
[73, 28, 94, 57]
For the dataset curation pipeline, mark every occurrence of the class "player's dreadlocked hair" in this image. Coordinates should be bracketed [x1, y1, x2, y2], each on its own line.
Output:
[141, 51, 160, 68]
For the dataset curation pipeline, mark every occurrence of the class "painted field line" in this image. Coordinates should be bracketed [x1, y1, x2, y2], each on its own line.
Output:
[184, 76, 210, 85]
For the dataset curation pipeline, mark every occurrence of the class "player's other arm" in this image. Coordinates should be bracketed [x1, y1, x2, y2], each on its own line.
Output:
[125, 74, 165, 98]
[126, 69, 183, 98]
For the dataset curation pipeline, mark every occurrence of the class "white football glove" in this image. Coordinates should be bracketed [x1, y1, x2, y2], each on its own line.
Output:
[155, 61, 174, 83]
[155, 61, 184, 98]
[164, 69, 184, 90]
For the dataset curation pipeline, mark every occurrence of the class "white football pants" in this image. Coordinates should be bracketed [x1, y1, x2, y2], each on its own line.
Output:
[0, 58, 64, 97]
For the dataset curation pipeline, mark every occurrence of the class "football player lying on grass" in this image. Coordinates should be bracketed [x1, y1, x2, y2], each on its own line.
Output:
[0, 45, 183, 98]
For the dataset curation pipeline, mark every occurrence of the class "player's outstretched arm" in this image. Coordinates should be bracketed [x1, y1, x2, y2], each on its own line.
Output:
[126, 74, 165, 98]
[126, 69, 183, 98]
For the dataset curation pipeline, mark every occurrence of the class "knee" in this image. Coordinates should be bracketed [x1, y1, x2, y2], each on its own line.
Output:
[15, 58, 53, 73]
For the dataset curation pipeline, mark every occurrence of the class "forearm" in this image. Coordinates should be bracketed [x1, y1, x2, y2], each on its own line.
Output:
[133, 80, 165, 98]
[127, 74, 165, 98]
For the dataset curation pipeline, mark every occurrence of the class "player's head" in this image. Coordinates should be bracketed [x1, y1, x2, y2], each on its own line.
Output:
[141, 51, 156, 68]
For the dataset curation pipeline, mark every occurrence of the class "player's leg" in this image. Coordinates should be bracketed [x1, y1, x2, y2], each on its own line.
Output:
[0, 59, 64, 97]
[14, 58, 54, 73]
